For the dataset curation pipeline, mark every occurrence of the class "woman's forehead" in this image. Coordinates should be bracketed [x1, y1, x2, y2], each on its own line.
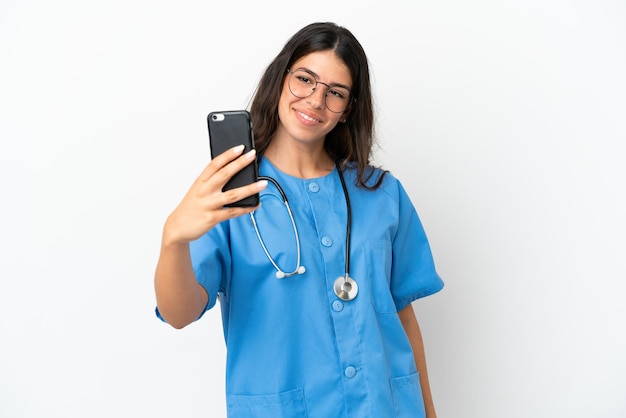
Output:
[291, 51, 352, 87]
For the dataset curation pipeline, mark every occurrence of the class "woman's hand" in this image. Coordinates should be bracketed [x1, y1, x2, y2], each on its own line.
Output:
[162, 145, 267, 246]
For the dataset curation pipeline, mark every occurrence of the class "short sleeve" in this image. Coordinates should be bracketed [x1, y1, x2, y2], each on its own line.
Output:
[390, 181, 444, 311]
[155, 222, 231, 322]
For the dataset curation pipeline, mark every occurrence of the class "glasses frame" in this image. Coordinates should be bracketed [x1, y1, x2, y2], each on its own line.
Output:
[286, 68, 354, 114]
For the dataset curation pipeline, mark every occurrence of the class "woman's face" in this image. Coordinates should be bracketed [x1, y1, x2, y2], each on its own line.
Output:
[275, 50, 352, 149]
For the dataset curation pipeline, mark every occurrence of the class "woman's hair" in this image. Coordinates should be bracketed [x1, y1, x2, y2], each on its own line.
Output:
[250, 22, 386, 189]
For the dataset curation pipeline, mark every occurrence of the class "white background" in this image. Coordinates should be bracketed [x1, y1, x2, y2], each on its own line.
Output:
[1, 1, 625, 417]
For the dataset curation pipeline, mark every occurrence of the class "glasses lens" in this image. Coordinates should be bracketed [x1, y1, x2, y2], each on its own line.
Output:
[288, 70, 351, 113]
[288, 70, 315, 99]
[325, 85, 351, 113]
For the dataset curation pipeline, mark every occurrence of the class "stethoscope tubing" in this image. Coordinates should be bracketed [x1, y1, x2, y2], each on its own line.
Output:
[250, 175, 304, 278]
[250, 162, 358, 300]
[336, 162, 352, 280]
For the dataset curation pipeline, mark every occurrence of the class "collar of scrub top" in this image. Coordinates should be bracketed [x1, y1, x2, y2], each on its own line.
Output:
[249, 161, 359, 301]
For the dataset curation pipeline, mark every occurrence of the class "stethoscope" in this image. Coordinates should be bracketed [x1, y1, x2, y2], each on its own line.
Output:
[249, 162, 359, 301]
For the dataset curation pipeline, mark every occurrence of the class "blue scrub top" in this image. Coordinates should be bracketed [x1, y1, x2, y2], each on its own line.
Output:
[159, 157, 444, 418]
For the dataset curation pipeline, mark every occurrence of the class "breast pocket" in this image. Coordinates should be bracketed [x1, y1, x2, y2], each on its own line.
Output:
[227, 388, 308, 418]
[390, 372, 426, 418]
[365, 240, 396, 313]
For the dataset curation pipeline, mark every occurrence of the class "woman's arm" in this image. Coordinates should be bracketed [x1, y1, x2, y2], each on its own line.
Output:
[154, 146, 266, 329]
[154, 239, 208, 329]
[398, 303, 437, 418]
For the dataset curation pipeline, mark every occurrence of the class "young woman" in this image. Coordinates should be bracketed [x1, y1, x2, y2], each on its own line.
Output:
[155, 22, 444, 418]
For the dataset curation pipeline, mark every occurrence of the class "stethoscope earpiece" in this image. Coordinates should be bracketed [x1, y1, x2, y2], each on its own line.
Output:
[274, 265, 306, 279]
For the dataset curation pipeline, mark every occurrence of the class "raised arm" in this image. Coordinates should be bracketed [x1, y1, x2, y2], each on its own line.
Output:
[154, 145, 266, 328]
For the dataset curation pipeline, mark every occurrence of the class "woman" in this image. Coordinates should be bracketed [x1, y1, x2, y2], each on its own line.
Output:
[155, 22, 444, 418]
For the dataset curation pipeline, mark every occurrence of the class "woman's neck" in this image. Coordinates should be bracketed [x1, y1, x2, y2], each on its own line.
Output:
[264, 138, 334, 179]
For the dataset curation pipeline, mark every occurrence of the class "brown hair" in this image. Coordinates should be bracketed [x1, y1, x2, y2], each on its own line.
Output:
[249, 22, 386, 189]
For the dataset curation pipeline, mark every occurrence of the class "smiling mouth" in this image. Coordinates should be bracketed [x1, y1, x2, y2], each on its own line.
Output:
[297, 111, 321, 123]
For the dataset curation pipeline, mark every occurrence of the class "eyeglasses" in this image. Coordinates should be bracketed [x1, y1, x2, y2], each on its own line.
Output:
[286, 68, 352, 113]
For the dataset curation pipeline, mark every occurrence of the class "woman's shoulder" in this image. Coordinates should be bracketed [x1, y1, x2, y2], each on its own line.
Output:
[344, 162, 405, 199]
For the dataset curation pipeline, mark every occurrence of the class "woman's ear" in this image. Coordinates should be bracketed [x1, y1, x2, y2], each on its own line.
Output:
[340, 101, 354, 123]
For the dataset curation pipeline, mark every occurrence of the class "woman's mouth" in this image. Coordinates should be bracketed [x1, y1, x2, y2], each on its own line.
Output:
[297, 110, 321, 124]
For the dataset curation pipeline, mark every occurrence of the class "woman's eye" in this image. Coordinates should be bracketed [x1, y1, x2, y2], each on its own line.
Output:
[329, 89, 346, 99]
[297, 76, 312, 84]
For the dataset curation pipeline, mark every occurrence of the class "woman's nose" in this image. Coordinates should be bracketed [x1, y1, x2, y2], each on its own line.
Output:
[307, 86, 326, 110]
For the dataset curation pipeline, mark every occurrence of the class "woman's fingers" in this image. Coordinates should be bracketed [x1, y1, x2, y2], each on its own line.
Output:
[210, 148, 257, 188]
[194, 180, 266, 230]
[164, 145, 267, 245]
[198, 146, 263, 208]
[218, 179, 267, 208]
[207, 202, 258, 225]
[199, 145, 249, 182]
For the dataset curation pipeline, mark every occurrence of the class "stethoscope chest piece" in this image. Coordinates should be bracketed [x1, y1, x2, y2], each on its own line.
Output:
[334, 275, 359, 301]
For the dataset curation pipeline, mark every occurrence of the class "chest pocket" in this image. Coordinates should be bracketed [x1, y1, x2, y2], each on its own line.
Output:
[227, 388, 308, 418]
[365, 239, 397, 314]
